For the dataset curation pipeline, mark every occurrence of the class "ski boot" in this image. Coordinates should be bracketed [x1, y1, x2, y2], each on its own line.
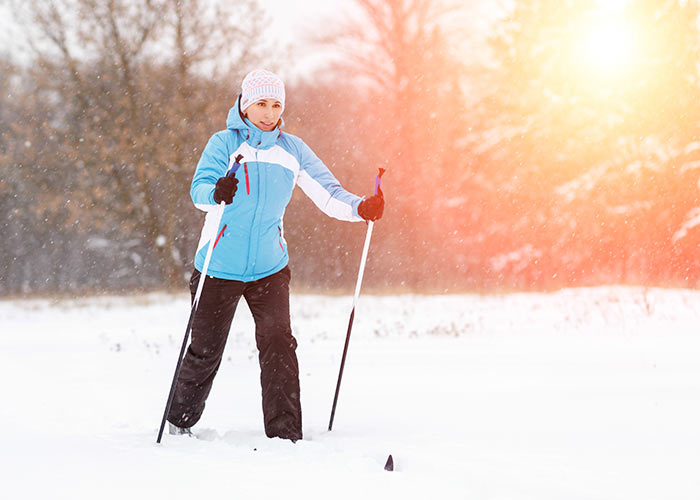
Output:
[168, 422, 193, 436]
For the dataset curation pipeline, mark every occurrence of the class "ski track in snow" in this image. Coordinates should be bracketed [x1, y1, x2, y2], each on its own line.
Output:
[1, 287, 699, 499]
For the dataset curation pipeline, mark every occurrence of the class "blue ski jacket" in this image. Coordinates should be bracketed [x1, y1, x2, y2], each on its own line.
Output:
[191, 95, 364, 282]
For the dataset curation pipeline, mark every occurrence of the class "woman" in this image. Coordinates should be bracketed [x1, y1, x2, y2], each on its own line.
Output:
[167, 69, 384, 441]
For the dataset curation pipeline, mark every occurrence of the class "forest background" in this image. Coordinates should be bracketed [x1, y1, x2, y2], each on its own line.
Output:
[2, 0, 700, 296]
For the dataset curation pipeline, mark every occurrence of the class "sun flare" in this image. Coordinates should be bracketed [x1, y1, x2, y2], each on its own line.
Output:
[567, 1, 639, 81]
[580, 19, 635, 73]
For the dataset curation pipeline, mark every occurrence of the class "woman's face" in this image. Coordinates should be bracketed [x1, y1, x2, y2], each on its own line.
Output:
[244, 99, 283, 131]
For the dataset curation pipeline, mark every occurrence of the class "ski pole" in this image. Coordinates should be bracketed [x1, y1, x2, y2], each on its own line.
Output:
[156, 154, 243, 444]
[328, 167, 385, 431]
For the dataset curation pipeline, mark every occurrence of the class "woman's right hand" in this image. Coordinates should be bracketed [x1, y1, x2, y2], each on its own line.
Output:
[213, 176, 239, 204]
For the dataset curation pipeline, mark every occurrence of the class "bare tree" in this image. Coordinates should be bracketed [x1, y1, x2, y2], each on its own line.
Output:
[7, 0, 272, 289]
[310, 0, 481, 288]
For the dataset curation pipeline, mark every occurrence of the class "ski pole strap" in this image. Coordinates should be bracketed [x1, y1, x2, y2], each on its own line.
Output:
[375, 168, 386, 195]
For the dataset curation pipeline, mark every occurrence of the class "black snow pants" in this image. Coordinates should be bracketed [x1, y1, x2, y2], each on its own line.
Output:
[167, 266, 302, 441]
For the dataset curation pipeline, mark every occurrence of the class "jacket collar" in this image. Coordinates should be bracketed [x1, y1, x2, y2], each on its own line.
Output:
[226, 94, 283, 150]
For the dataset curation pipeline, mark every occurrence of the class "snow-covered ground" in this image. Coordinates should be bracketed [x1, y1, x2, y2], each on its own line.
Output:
[1, 287, 699, 499]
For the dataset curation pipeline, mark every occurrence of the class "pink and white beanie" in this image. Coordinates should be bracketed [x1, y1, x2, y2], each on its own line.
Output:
[240, 69, 285, 113]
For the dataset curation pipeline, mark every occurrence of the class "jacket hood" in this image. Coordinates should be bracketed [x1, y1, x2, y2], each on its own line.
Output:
[226, 94, 284, 150]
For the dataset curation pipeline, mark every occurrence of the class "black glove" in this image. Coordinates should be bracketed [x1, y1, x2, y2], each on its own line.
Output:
[213, 176, 239, 204]
[358, 187, 384, 221]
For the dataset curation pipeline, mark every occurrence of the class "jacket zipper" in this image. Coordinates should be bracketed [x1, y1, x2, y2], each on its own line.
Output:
[244, 151, 259, 276]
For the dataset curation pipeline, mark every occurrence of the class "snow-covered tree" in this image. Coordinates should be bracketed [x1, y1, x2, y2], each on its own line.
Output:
[482, 0, 700, 286]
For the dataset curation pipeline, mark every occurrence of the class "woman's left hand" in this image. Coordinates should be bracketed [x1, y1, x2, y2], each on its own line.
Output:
[358, 187, 385, 221]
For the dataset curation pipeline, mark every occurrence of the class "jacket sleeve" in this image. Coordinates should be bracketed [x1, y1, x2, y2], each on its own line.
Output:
[190, 132, 229, 211]
[296, 139, 364, 222]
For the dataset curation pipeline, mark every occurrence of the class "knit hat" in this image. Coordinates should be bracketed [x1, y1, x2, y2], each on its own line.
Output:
[240, 69, 285, 113]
